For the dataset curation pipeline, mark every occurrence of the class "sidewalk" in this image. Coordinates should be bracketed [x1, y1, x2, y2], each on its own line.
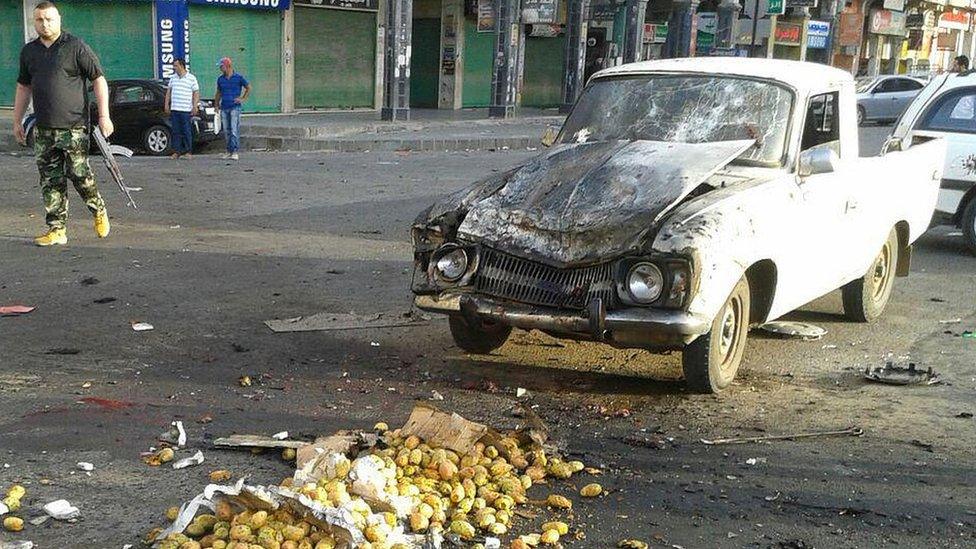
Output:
[240, 108, 565, 153]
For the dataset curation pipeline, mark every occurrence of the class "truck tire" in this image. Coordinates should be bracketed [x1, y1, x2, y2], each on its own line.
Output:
[962, 198, 976, 256]
[682, 276, 751, 394]
[842, 228, 899, 322]
[449, 314, 512, 354]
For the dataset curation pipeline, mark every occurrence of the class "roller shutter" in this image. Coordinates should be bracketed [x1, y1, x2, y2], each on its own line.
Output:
[294, 6, 376, 109]
[522, 35, 565, 108]
[0, 0, 23, 106]
[189, 5, 281, 113]
[56, 1, 155, 81]
[462, 18, 493, 108]
[410, 17, 440, 108]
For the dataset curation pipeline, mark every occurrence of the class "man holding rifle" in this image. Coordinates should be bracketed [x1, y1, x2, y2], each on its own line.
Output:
[12, 1, 114, 246]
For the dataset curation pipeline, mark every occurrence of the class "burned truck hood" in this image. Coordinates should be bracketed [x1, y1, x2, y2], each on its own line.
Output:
[456, 139, 754, 266]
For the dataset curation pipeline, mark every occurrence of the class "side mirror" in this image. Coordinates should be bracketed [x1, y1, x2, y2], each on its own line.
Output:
[798, 148, 840, 177]
[540, 126, 558, 148]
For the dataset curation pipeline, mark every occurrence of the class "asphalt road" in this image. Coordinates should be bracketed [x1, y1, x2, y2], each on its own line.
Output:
[0, 130, 973, 548]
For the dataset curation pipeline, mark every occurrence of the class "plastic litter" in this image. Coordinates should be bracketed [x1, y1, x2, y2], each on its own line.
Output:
[0, 542, 34, 549]
[77, 462, 94, 472]
[43, 499, 80, 520]
[701, 426, 863, 445]
[271, 431, 289, 440]
[759, 321, 827, 340]
[0, 305, 34, 316]
[131, 321, 154, 332]
[173, 450, 205, 470]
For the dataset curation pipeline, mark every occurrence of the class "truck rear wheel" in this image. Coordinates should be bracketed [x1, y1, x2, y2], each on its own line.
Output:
[449, 314, 512, 354]
[962, 198, 976, 256]
[682, 277, 750, 394]
[842, 228, 899, 322]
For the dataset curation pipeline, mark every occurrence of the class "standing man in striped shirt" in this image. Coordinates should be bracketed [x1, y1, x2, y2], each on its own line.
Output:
[163, 58, 199, 159]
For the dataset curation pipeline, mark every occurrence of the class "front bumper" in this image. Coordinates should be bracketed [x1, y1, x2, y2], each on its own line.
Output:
[416, 293, 710, 348]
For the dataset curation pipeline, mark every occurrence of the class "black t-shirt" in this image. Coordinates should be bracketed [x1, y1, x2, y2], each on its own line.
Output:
[18, 32, 104, 129]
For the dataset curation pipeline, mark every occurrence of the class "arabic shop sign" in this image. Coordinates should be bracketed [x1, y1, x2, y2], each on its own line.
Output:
[696, 12, 717, 52]
[807, 20, 830, 49]
[774, 22, 802, 45]
[643, 22, 668, 43]
[523, 0, 559, 24]
[188, 0, 291, 10]
[767, 0, 785, 16]
[869, 9, 907, 36]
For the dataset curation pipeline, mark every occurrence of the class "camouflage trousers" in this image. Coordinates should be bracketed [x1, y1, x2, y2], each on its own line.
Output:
[34, 127, 106, 230]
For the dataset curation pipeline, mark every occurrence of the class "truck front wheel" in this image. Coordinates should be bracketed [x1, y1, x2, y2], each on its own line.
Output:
[682, 277, 751, 394]
[449, 314, 512, 354]
[842, 228, 899, 322]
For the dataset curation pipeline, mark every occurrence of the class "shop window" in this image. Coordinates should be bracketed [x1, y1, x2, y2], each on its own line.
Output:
[801, 92, 840, 153]
[919, 87, 976, 134]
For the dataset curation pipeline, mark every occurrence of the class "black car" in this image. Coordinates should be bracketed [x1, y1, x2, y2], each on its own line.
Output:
[24, 78, 220, 156]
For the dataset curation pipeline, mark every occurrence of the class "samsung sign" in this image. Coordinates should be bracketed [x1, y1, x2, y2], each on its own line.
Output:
[156, 0, 190, 79]
[188, 0, 291, 9]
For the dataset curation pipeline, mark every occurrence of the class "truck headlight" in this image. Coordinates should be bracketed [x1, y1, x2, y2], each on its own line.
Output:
[627, 263, 664, 303]
[433, 245, 468, 282]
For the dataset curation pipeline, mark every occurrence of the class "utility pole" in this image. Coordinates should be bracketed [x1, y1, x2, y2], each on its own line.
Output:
[489, 0, 522, 118]
[623, 0, 649, 62]
[561, 0, 589, 113]
[381, 0, 412, 121]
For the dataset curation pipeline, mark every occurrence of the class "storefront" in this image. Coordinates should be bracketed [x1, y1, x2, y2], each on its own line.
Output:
[293, 0, 378, 109]
[864, 7, 907, 75]
[521, 0, 566, 108]
[410, 0, 441, 108]
[188, 0, 283, 112]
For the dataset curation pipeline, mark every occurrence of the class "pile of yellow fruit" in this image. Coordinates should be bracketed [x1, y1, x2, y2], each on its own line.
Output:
[154, 422, 600, 548]
[2, 484, 26, 533]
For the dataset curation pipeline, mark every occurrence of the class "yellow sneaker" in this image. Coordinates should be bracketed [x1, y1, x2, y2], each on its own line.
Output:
[94, 211, 110, 238]
[35, 228, 67, 247]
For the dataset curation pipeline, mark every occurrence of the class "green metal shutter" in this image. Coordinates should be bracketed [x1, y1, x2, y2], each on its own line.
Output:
[410, 17, 440, 108]
[295, 6, 376, 109]
[0, 0, 23, 106]
[190, 6, 281, 113]
[462, 18, 493, 108]
[522, 35, 565, 108]
[56, 1, 155, 80]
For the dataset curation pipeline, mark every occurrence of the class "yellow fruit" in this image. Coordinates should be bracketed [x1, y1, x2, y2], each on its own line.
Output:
[410, 511, 429, 532]
[487, 522, 507, 535]
[511, 540, 529, 549]
[618, 541, 649, 549]
[568, 460, 585, 473]
[494, 495, 515, 511]
[449, 520, 476, 540]
[166, 506, 181, 521]
[540, 529, 560, 545]
[210, 470, 233, 483]
[282, 448, 297, 461]
[314, 539, 336, 549]
[404, 435, 421, 450]
[496, 510, 512, 525]
[364, 524, 387, 543]
[159, 447, 176, 463]
[520, 474, 532, 490]
[230, 525, 252, 540]
[6, 485, 26, 500]
[282, 542, 298, 549]
[526, 466, 546, 482]
[180, 542, 202, 549]
[249, 511, 269, 529]
[580, 483, 603, 497]
[186, 522, 207, 537]
[3, 496, 21, 512]
[438, 460, 458, 480]
[546, 494, 572, 509]
[282, 525, 304, 541]
[213, 541, 228, 549]
[3, 516, 24, 532]
[373, 422, 389, 431]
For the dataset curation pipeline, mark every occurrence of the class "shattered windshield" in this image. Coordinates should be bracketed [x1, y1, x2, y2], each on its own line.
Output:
[557, 75, 794, 165]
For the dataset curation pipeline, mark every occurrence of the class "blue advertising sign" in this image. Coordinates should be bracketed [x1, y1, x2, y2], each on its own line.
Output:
[188, 0, 291, 10]
[807, 20, 830, 49]
[155, 0, 190, 79]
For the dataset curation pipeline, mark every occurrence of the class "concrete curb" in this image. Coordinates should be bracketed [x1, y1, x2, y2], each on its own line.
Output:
[241, 135, 540, 153]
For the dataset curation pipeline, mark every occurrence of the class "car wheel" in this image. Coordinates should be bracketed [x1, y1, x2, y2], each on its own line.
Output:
[857, 105, 866, 126]
[448, 314, 512, 354]
[143, 125, 172, 156]
[682, 276, 750, 394]
[842, 228, 899, 322]
[962, 198, 976, 256]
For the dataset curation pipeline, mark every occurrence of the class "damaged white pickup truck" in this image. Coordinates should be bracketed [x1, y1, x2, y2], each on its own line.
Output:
[411, 58, 945, 393]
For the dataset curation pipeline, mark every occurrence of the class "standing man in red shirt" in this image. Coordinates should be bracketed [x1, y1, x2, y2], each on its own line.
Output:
[12, 1, 114, 246]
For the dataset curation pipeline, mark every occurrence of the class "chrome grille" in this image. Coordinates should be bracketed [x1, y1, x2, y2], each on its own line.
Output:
[475, 247, 616, 310]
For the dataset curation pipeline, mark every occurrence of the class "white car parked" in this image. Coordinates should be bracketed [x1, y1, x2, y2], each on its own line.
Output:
[886, 71, 976, 254]
[412, 58, 946, 393]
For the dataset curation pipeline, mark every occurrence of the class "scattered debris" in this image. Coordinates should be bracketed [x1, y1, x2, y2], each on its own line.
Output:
[618, 540, 649, 549]
[622, 433, 671, 450]
[3, 517, 23, 532]
[264, 311, 428, 333]
[144, 447, 175, 466]
[238, 375, 253, 387]
[272, 431, 289, 440]
[131, 321, 154, 332]
[701, 427, 863, 445]
[0, 305, 34, 317]
[764, 492, 781, 502]
[956, 412, 974, 419]
[963, 331, 976, 339]
[172, 451, 205, 470]
[43, 499, 80, 520]
[864, 362, 941, 386]
[209, 470, 233, 483]
[939, 318, 963, 324]
[0, 540, 34, 548]
[159, 421, 187, 447]
[213, 434, 307, 450]
[76, 462, 94, 472]
[910, 440, 935, 453]
[93, 297, 117, 304]
[155, 405, 595, 548]
[430, 390, 445, 401]
[760, 321, 827, 340]
[516, 387, 529, 398]
[44, 348, 81, 355]
[745, 457, 767, 466]
[79, 276, 99, 286]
